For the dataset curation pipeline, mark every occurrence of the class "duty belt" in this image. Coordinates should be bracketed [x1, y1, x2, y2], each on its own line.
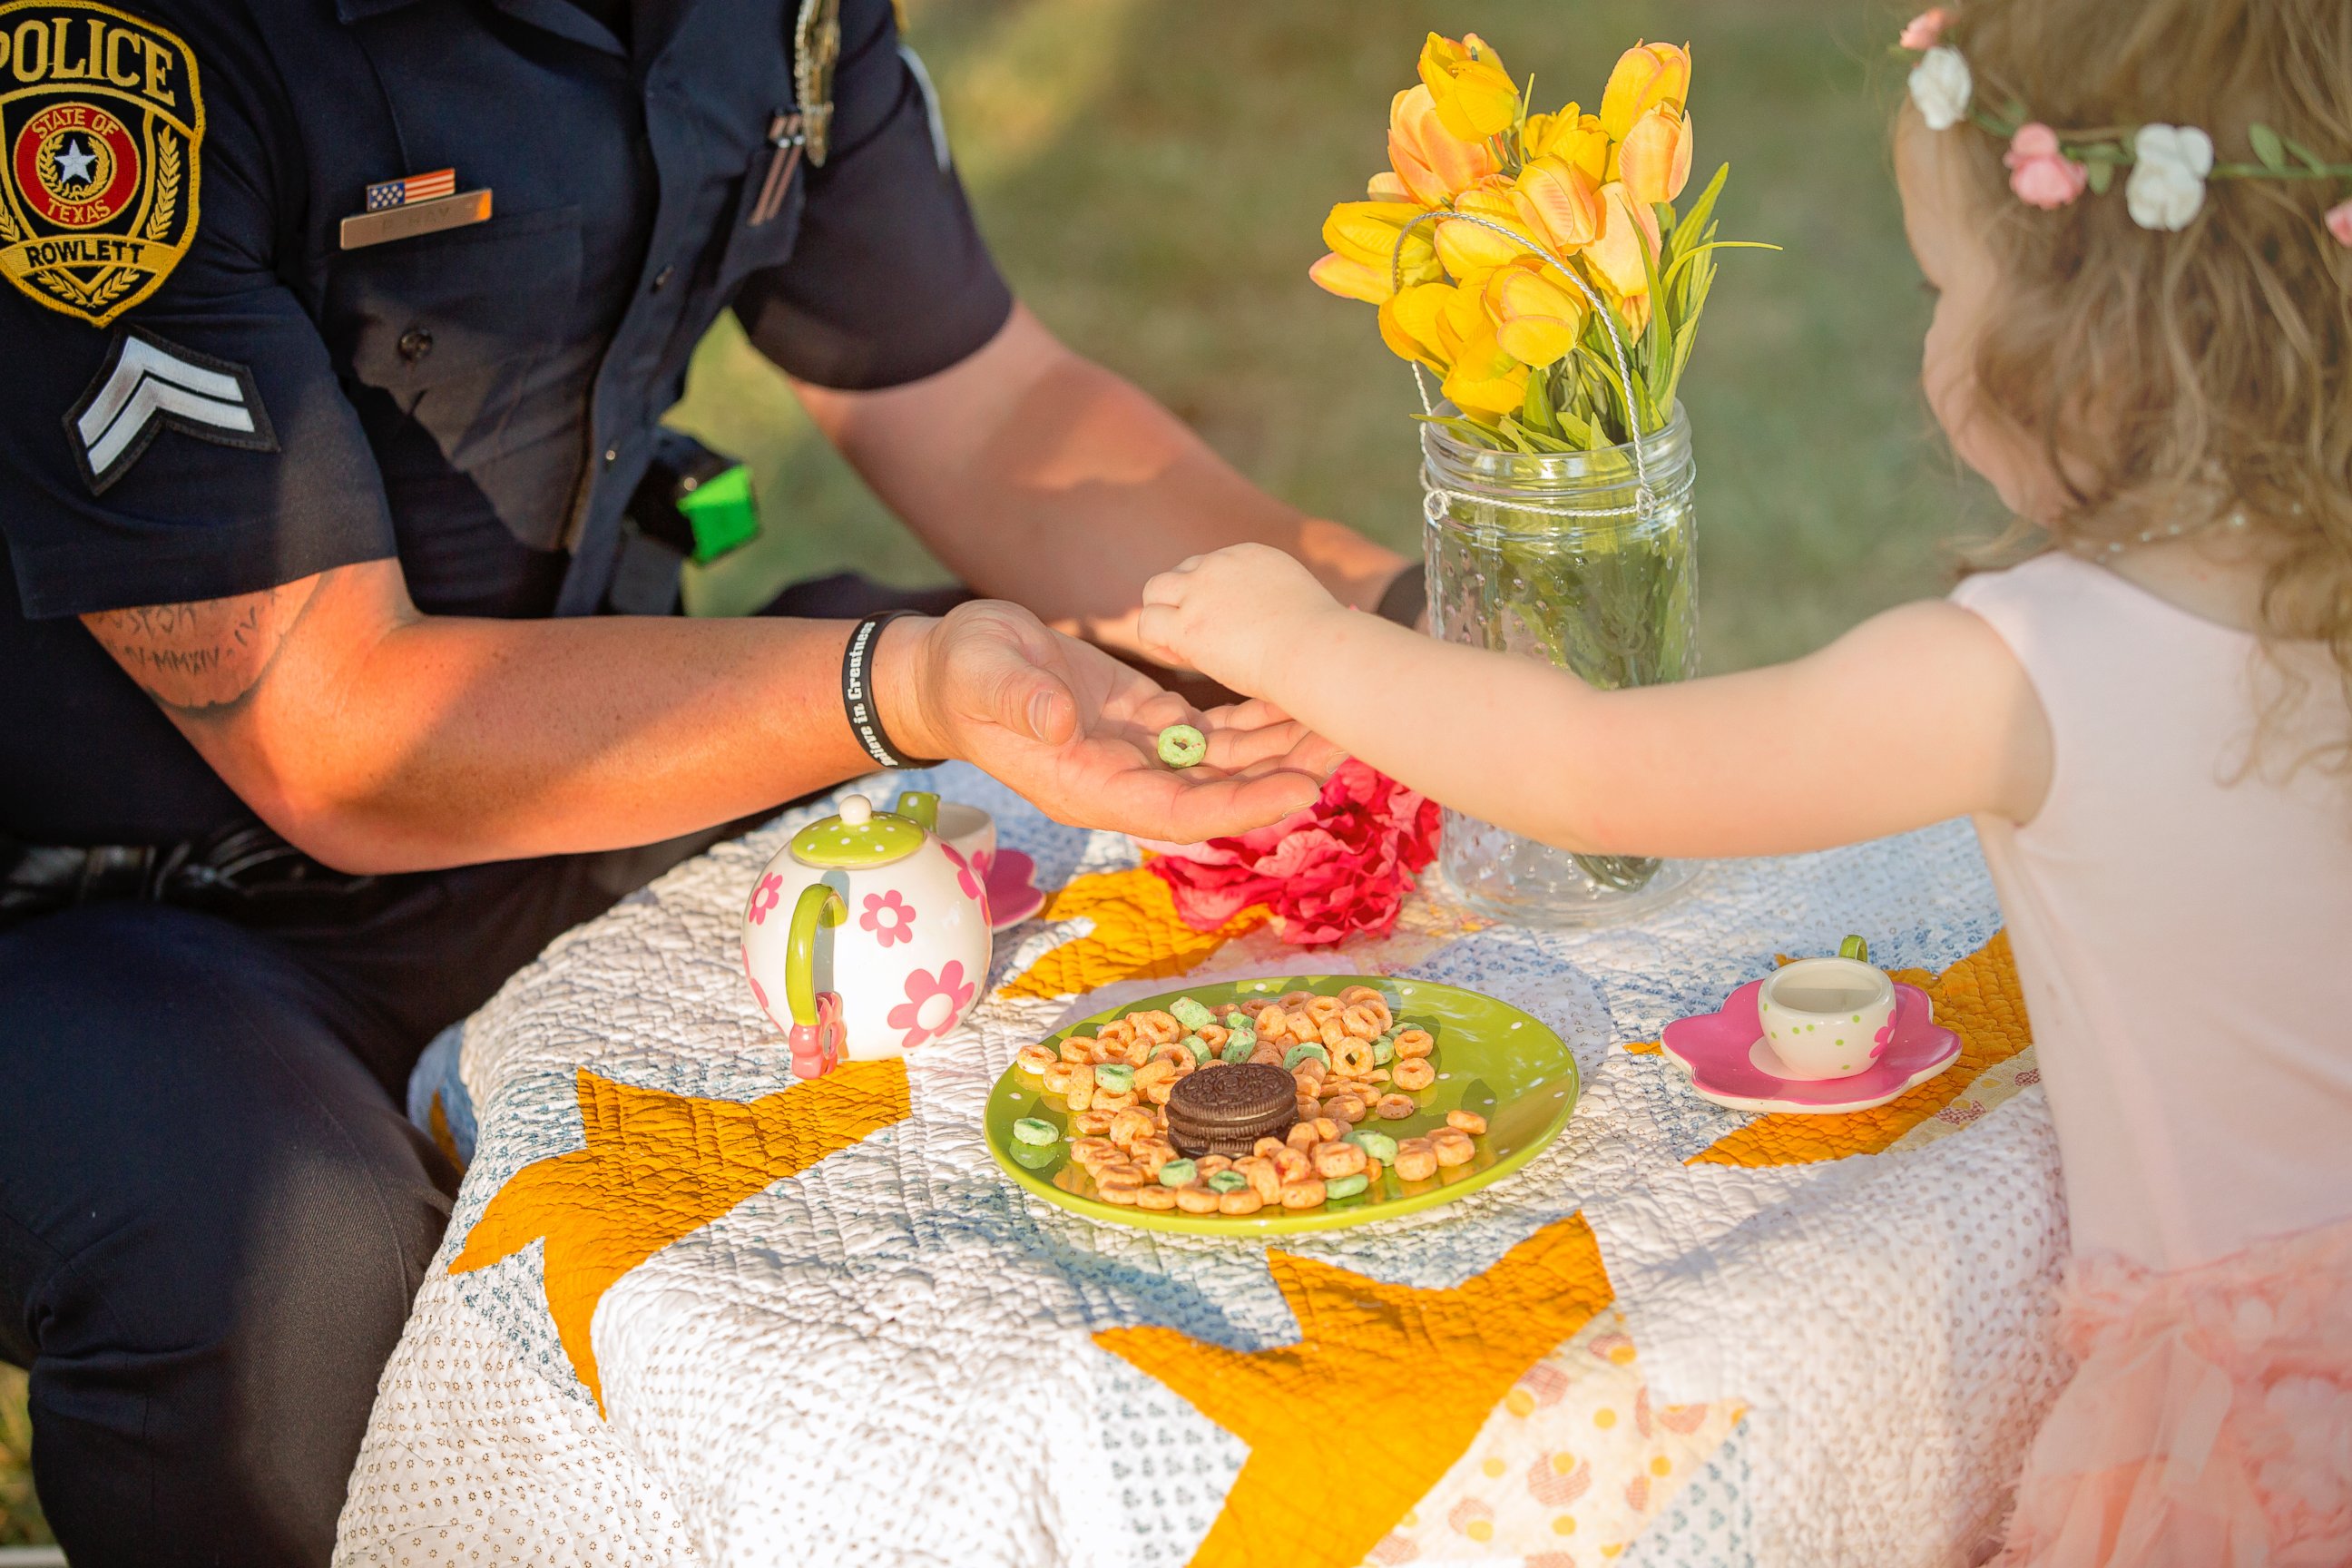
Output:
[0, 820, 384, 928]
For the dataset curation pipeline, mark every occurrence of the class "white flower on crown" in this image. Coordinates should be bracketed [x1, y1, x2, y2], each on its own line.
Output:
[1908, 46, 1973, 132]
[2127, 123, 2215, 230]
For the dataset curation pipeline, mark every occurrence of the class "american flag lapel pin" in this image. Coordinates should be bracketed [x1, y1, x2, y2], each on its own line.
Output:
[338, 168, 492, 250]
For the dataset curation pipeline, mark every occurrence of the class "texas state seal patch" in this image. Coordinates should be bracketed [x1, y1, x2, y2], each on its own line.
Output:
[0, 1, 202, 327]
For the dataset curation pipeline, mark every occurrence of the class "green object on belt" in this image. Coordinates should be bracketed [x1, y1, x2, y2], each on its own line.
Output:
[675, 464, 760, 564]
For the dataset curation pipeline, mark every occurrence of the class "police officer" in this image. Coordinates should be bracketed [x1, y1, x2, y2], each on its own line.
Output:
[0, 0, 1416, 1560]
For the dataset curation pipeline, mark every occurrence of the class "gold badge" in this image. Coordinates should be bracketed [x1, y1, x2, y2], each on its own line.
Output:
[0, 1, 202, 328]
[793, 0, 838, 167]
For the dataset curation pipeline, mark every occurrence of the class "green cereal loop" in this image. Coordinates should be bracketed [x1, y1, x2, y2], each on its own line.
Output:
[1372, 1038, 1396, 1065]
[1222, 1010, 1250, 1030]
[1282, 1043, 1330, 1071]
[1206, 1171, 1249, 1194]
[1170, 996, 1214, 1029]
[1093, 1063, 1135, 1093]
[1345, 1129, 1398, 1163]
[1324, 1172, 1370, 1199]
[1157, 1159, 1198, 1188]
[1181, 1034, 1212, 1063]
[1011, 1117, 1060, 1147]
[1220, 1037, 1253, 1064]
[1156, 724, 1208, 768]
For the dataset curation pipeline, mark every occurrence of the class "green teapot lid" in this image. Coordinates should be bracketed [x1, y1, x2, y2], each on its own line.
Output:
[789, 792, 927, 868]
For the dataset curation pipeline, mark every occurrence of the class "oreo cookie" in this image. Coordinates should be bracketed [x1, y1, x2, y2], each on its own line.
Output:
[1164, 1062, 1298, 1157]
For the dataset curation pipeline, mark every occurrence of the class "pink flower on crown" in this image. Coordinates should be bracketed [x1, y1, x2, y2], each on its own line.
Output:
[887, 961, 976, 1053]
[1898, 8, 1949, 49]
[859, 888, 916, 947]
[2004, 123, 2089, 210]
[2328, 199, 2352, 249]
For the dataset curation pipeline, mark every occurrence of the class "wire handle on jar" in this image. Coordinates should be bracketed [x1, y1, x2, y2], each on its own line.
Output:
[1388, 208, 1658, 524]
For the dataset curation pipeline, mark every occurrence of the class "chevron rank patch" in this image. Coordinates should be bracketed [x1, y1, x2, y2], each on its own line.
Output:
[66, 327, 274, 492]
[0, 1, 204, 327]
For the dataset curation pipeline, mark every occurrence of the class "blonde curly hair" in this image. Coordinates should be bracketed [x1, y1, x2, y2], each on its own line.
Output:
[1930, 0, 2352, 762]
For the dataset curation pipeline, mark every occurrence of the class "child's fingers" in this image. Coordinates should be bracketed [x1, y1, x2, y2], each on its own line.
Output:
[1134, 604, 1192, 670]
[1141, 570, 1191, 607]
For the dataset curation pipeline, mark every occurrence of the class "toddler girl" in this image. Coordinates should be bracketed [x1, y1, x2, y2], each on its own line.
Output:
[1140, 2, 2352, 1561]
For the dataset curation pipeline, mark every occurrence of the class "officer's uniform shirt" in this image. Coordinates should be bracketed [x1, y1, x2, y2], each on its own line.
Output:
[0, 0, 1011, 846]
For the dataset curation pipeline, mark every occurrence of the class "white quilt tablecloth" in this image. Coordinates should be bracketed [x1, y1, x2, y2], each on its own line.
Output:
[347, 764, 2067, 1568]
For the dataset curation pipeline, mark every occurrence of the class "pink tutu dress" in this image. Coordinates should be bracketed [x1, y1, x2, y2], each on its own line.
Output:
[1951, 557, 2352, 1568]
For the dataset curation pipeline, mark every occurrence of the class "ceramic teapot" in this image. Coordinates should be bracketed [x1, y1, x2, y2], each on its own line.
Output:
[740, 790, 992, 1078]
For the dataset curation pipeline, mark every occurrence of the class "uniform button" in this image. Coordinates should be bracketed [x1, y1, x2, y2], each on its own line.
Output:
[650, 266, 674, 293]
[397, 327, 433, 364]
[603, 446, 619, 467]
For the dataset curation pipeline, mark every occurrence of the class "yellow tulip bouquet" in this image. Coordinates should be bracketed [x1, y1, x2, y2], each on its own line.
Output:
[1311, 32, 1758, 454]
[1312, 34, 1764, 905]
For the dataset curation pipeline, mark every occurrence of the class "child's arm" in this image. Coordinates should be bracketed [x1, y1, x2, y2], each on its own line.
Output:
[1139, 544, 2052, 858]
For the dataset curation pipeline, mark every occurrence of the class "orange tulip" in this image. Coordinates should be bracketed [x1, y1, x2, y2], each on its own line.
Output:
[1523, 104, 1610, 183]
[1510, 155, 1605, 257]
[1583, 181, 1662, 323]
[1483, 258, 1589, 368]
[1599, 40, 1691, 141]
[1388, 84, 1501, 208]
[1434, 180, 1538, 278]
[1417, 32, 1521, 142]
[1441, 325, 1531, 416]
[1617, 105, 1694, 206]
[1378, 280, 1456, 371]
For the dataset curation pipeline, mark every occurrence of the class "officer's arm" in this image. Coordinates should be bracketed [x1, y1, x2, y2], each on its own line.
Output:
[79, 559, 1331, 874]
[794, 306, 1410, 656]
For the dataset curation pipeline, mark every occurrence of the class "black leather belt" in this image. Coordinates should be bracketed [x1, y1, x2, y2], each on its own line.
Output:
[0, 820, 385, 928]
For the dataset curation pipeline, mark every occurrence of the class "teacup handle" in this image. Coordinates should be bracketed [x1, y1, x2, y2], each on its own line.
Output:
[1838, 934, 1871, 964]
[891, 789, 939, 833]
[785, 884, 848, 1027]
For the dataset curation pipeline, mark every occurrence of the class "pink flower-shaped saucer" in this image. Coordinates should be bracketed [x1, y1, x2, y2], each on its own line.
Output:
[985, 848, 1045, 931]
[1661, 978, 1961, 1114]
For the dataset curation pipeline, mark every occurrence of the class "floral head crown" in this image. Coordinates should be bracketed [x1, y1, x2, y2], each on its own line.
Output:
[1899, 8, 2352, 243]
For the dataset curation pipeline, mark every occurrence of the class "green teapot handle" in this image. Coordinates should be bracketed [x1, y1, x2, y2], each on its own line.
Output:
[786, 884, 848, 1026]
[890, 789, 939, 833]
[1838, 934, 1871, 964]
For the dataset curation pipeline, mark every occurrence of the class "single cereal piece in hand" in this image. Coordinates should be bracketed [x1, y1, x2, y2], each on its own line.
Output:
[1135, 1185, 1180, 1210]
[1279, 1177, 1329, 1210]
[1312, 1141, 1367, 1180]
[1157, 724, 1208, 768]
[1446, 1109, 1489, 1136]
[1218, 1188, 1266, 1216]
[1430, 1128, 1476, 1167]
[1392, 1058, 1437, 1092]
[1393, 1139, 1439, 1181]
[1374, 1093, 1416, 1121]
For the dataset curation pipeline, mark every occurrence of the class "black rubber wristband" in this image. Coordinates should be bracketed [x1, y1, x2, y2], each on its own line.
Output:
[1375, 564, 1428, 629]
[841, 612, 946, 770]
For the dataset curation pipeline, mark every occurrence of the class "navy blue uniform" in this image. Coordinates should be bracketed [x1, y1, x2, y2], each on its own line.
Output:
[0, 1, 1008, 1560]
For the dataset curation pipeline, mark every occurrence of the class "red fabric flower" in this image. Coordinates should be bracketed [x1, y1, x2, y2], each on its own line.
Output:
[1146, 760, 1441, 946]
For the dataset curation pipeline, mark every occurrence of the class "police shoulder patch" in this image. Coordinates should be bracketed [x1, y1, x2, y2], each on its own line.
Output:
[0, 1, 202, 328]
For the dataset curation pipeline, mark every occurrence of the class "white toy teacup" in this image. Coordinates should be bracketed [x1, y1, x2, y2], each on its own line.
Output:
[1756, 940, 1898, 1081]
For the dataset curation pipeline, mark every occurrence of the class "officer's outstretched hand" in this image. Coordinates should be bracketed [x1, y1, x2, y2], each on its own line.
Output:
[879, 601, 1339, 843]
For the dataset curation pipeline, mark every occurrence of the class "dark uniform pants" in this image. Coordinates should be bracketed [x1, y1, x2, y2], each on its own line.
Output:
[0, 828, 748, 1566]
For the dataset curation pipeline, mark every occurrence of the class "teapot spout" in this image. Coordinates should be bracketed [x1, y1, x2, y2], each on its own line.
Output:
[891, 789, 940, 833]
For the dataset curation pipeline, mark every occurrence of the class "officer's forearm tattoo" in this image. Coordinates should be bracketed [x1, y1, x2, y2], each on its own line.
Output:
[81, 576, 325, 719]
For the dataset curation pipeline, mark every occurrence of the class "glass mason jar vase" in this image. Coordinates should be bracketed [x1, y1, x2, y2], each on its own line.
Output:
[1422, 401, 1701, 926]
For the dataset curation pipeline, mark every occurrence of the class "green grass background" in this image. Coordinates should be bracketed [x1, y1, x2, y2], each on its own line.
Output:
[0, 0, 2002, 1544]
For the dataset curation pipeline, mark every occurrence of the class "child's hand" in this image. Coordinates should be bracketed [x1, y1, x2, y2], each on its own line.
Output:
[1140, 544, 1347, 697]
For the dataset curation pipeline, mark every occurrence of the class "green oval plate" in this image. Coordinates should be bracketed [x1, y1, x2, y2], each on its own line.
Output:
[985, 974, 1581, 1235]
